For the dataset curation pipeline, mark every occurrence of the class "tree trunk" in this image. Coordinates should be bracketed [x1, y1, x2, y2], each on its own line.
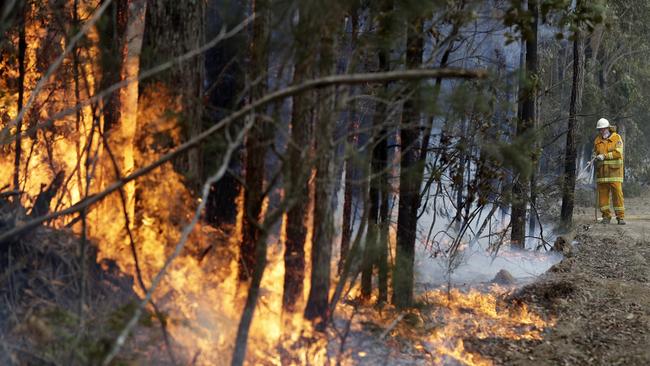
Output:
[12, 1, 26, 192]
[98, 0, 128, 134]
[338, 5, 360, 275]
[510, 0, 538, 249]
[231, 208, 285, 366]
[377, 129, 390, 303]
[393, 17, 423, 309]
[304, 17, 336, 328]
[239, 0, 269, 282]
[231, 229, 268, 366]
[282, 2, 312, 313]
[361, 0, 393, 301]
[339, 121, 357, 274]
[560, 4, 585, 230]
[203, 0, 248, 228]
[107, 0, 146, 229]
[140, 0, 205, 185]
[454, 120, 469, 231]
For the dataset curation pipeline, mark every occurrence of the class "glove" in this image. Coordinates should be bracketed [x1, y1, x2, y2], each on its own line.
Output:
[596, 154, 605, 161]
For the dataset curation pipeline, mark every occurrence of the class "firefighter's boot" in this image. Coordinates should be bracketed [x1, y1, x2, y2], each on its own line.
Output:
[617, 218, 626, 225]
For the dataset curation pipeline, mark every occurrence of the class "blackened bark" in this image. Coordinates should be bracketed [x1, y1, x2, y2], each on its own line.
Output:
[560, 4, 584, 230]
[13, 1, 26, 191]
[231, 230, 267, 366]
[304, 18, 336, 327]
[239, 0, 269, 282]
[377, 128, 389, 303]
[98, 0, 128, 133]
[510, 0, 538, 249]
[141, 0, 205, 185]
[282, 3, 312, 312]
[240, 129, 267, 281]
[232, 208, 285, 366]
[393, 17, 423, 308]
[204, 1, 248, 227]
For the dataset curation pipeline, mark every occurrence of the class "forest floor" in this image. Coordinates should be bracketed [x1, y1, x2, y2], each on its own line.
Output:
[473, 190, 650, 365]
[341, 190, 650, 366]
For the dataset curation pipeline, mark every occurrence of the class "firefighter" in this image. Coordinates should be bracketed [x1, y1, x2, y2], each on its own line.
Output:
[593, 118, 625, 225]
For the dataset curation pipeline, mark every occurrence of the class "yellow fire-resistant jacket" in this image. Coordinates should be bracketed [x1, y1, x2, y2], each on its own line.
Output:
[593, 129, 624, 183]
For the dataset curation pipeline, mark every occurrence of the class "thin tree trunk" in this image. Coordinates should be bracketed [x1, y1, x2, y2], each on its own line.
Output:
[339, 122, 357, 274]
[112, 0, 146, 229]
[454, 120, 469, 230]
[282, 2, 311, 312]
[231, 206, 285, 366]
[361, 0, 393, 301]
[13, 1, 26, 191]
[510, 0, 538, 249]
[98, 0, 128, 134]
[304, 17, 336, 327]
[240, 0, 269, 282]
[232, 231, 268, 366]
[338, 5, 360, 275]
[560, 4, 585, 230]
[377, 133, 389, 303]
[393, 17, 423, 308]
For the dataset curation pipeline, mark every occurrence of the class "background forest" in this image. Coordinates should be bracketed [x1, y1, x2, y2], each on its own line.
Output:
[1, 0, 650, 365]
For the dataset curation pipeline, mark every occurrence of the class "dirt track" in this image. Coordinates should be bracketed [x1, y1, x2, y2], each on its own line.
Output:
[479, 192, 650, 365]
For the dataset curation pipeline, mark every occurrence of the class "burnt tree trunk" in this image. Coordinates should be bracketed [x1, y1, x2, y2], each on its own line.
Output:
[376, 123, 390, 303]
[393, 17, 423, 309]
[239, 0, 269, 282]
[560, 3, 585, 230]
[12, 1, 26, 192]
[204, 1, 248, 227]
[304, 13, 336, 327]
[282, 2, 312, 313]
[510, 0, 538, 249]
[98, 0, 128, 134]
[141, 0, 205, 185]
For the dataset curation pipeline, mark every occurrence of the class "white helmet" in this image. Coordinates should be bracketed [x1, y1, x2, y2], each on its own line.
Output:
[596, 118, 610, 129]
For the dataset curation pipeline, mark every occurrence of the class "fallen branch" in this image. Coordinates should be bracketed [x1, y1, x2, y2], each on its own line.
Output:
[0, 67, 487, 246]
[379, 313, 406, 339]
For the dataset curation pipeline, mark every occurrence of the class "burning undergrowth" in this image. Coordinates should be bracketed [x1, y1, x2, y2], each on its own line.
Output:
[325, 282, 554, 366]
[0, 43, 560, 363]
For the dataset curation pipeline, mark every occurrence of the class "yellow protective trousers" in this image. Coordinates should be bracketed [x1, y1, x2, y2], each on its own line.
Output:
[597, 182, 624, 219]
